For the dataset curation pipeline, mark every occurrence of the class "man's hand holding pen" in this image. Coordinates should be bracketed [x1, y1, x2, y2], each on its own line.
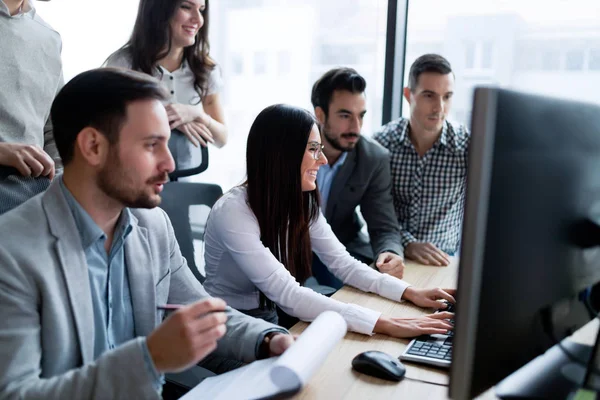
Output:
[147, 298, 228, 374]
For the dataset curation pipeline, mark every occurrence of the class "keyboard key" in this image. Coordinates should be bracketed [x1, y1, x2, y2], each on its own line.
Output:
[428, 354, 446, 359]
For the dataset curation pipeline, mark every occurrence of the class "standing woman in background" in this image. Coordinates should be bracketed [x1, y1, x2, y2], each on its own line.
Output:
[105, 0, 227, 170]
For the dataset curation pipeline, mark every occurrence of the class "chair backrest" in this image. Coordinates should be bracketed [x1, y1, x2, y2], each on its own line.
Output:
[160, 182, 223, 283]
[168, 133, 209, 182]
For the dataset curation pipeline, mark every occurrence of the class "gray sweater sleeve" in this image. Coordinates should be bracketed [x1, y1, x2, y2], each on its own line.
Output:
[43, 72, 65, 171]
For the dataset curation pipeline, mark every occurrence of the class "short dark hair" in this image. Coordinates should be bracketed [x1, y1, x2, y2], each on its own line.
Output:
[408, 54, 453, 92]
[245, 104, 319, 309]
[51, 67, 168, 165]
[311, 67, 366, 117]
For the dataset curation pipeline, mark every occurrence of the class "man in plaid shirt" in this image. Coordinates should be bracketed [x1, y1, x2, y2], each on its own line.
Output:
[374, 54, 470, 266]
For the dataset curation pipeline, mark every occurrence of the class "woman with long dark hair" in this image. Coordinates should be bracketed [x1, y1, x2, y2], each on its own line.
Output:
[203, 104, 455, 338]
[105, 0, 226, 169]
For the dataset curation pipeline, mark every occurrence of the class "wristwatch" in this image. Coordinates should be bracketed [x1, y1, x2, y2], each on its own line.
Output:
[257, 332, 280, 359]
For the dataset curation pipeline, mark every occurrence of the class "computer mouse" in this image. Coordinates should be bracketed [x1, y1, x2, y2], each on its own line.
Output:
[351, 350, 406, 382]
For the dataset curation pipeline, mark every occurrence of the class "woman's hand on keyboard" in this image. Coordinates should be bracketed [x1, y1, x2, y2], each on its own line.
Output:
[374, 312, 454, 338]
[402, 287, 456, 309]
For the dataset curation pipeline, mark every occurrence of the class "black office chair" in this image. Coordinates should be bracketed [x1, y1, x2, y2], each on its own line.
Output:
[161, 133, 223, 283]
[161, 132, 226, 395]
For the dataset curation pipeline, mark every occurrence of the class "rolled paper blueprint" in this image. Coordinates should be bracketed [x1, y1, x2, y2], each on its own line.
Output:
[270, 310, 348, 390]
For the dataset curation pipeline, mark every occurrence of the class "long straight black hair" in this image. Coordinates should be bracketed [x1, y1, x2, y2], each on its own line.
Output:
[115, 0, 215, 100]
[245, 104, 321, 309]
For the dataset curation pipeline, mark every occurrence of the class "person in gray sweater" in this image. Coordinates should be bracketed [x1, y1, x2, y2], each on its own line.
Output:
[0, 0, 63, 214]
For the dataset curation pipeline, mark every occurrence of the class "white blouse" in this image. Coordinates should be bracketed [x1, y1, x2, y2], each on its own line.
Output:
[202, 187, 411, 335]
[104, 49, 223, 106]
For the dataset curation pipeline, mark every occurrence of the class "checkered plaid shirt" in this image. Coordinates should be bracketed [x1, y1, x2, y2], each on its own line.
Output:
[373, 118, 470, 254]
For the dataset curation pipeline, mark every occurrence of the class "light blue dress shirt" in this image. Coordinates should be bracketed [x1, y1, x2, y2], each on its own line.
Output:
[59, 178, 163, 390]
[316, 151, 348, 213]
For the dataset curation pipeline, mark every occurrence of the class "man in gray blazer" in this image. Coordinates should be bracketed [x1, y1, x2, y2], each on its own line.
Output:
[310, 68, 405, 289]
[0, 68, 293, 399]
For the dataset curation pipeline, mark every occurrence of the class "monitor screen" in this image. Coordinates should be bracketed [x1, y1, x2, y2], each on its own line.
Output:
[449, 87, 600, 399]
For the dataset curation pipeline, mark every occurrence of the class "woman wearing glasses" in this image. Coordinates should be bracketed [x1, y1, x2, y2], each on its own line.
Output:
[104, 0, 226, 170]
[203, 104, 455, 337]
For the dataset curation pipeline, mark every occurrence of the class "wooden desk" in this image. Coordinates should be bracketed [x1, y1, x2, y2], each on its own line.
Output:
[289, 259, 458, 400]
[288, 259, 600, 399]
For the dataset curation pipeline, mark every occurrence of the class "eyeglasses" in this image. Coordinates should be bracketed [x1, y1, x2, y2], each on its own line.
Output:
[307, 141, 325, 160]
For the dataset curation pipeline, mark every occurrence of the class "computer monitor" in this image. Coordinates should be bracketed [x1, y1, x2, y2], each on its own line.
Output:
[449, 87, 600, 399]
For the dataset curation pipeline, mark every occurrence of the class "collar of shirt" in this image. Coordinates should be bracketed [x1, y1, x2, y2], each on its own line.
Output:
[316, 151, 348, 212]
[157, 58, 189, 77]
[58, 177, 133, 250]
[329, 150, 348, 171]
[156, 59, 204, 106]
[399, 119, 450, 150]
[0, 0, 35, 18]
[316, 150, 348, 186]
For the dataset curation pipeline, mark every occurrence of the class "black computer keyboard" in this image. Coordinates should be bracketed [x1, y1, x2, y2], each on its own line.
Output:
[402, 334, 453, 366]
[399, 301, 455, 368]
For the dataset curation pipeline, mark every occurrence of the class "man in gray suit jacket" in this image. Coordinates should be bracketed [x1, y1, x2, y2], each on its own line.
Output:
[310, 68, 405, 289]
[0, 68, 293, 399]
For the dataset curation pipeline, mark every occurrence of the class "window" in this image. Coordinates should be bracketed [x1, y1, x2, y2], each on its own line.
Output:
[590, 49, 600, 70]
[464, 41, 476, 69]
[277, 51, 291, 76]
[37, 0, 389, 193]
[320, 44, 360, 65]
[253, 51, 268, 75]
[231, 53, 244, 75]
[481, 41, 494, 69]
[208, 0, 389, 191]
[515, 44, 540, 71]
[404, 0, 600, 127]
[541, 49, 561, 71]
[464, 40, 494, 70]
[565, 49, 585, 71]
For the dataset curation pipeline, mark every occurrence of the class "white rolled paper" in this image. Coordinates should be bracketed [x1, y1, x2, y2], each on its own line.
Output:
[270, 311, 348, 390]
[181, 311, 348, 400]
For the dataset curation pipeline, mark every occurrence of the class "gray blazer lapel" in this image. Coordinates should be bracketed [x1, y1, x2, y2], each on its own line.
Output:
[326, 150, 356, 221]
[43, 182, 95, 364]
[124, 220, 156, 336]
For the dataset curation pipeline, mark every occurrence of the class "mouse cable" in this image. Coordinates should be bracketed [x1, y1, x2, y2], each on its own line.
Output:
[404, 376, 448, 387]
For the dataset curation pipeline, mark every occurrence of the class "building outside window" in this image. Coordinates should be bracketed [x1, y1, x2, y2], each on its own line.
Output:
[404, 0, 600, 127]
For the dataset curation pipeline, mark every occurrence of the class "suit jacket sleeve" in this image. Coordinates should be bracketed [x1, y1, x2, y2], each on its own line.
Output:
[0, 208, 283, 400]
[161, 210, 285, 363]
[0, 246, 161, 400]
[360, 152, 404, 259]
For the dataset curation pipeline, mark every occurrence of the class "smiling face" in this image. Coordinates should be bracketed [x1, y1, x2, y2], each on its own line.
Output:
[404, 72, 454, 135]
[300, 124, 327, 192]
[317, 89, 366, 153]
[97, 99, 175, 208]
[169, 0, 206, 50]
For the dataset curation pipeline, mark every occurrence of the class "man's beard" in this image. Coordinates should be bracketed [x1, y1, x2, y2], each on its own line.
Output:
[97, 149, 167, 209]
[323, 126, 360, 152]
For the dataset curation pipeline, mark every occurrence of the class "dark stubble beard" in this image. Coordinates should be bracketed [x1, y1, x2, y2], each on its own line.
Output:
[322, 122, 360, 153]
[97, 148, 167, 209]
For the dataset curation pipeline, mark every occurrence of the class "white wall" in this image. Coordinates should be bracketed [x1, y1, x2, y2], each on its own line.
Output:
[34, 0, 140, 81]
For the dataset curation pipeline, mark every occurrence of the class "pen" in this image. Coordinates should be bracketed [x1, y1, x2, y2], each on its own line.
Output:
[157, 304, 183, 311]
[157, 304, 226, 315]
